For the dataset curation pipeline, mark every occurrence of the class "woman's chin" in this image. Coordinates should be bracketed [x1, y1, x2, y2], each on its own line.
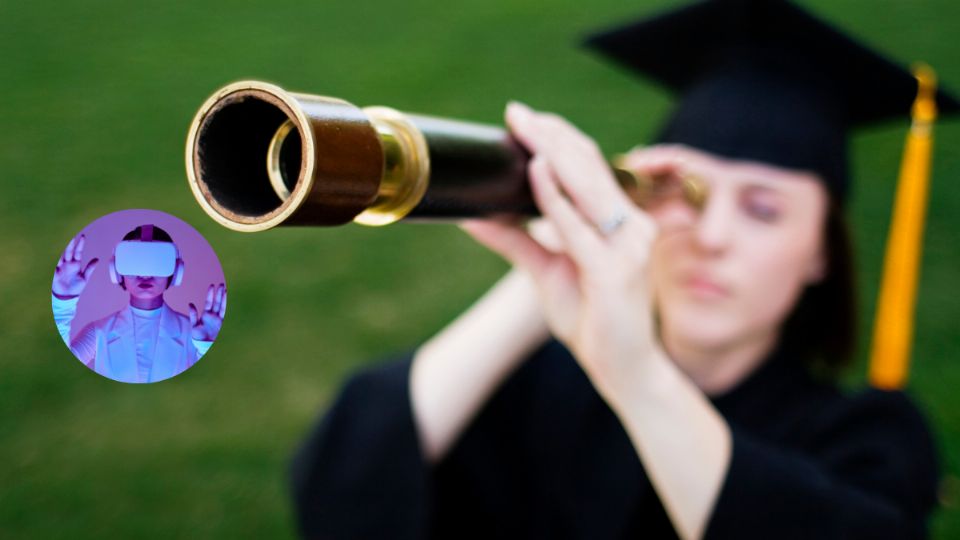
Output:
[660, 305, 743, 351]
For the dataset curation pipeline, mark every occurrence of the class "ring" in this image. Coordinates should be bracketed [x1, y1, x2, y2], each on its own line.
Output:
[597, 209, 628, 237]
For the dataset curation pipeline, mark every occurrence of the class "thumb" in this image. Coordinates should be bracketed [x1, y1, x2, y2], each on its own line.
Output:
[460, 219, 551, 275]
[81, 258, 99, 280]
[189, 303, 198, 327]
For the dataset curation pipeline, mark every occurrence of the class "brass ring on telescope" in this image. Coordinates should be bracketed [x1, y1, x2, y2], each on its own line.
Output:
[353, 106, 431, 226]
[266, 119, 297, 201]
[681, 173, 708, 210]
[611, 154, 709, 211]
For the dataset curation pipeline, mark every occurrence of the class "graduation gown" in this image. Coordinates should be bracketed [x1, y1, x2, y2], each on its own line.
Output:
[289, 338, 940, 539]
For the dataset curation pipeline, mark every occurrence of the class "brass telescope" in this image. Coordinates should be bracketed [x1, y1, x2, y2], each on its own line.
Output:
[185, 81, 707, 232]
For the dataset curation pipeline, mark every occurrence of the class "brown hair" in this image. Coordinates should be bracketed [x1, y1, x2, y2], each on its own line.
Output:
[779, 199, 857, 374]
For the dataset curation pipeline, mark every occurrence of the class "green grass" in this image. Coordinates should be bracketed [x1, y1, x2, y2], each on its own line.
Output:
[2, 0, 959, 537]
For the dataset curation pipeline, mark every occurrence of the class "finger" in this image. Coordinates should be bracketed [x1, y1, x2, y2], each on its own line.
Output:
[505, 101, 543, 153]
[527, 218, 564, 252]
[218, 288, 227, 319]
[213, 283, 224, 313]
[62, 235, 77, 264]
[73, 234, 86, 262]
[527, 156, 603, 268]
[618, 147, 709, 212]
[460, 218, 553, 275]
[531, 114, 634, 216]
[189, 303, 198, 327]
[81, 258, 99, 281]
[507, 102, 632, 225]
[617, 144, 694, 177]
[204, 284, 214, 311]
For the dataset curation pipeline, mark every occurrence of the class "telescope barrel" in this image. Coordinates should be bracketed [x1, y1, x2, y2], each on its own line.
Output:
[185, 81, 705, 232]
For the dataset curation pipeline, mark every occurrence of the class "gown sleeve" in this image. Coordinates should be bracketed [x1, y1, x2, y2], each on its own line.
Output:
[703, 388, 940, 540]
[288, 351, 431, 540]
[288, 341, 552, 540]
[51, 293, 96, 365]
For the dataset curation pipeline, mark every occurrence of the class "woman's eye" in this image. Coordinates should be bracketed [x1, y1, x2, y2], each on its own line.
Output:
[744, 200, 780, 222]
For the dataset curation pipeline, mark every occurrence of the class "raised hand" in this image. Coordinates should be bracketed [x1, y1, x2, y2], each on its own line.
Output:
[52, 233, 99, 299]
[189, 283, 226, 342]
[460, 101, 663, 399]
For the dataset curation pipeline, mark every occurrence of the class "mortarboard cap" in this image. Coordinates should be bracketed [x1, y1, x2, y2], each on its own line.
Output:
[582, 0, 959, 205]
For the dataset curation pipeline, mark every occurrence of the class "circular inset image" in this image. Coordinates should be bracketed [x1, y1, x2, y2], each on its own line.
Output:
[51, 209, 226, 383]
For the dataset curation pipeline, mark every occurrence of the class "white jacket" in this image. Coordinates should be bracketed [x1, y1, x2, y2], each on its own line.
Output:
[52, 295, 212, 383]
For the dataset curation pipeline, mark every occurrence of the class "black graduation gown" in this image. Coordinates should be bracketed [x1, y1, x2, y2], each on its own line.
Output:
[289, 339, 940, 539]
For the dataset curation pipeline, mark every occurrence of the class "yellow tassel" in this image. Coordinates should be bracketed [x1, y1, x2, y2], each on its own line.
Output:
[868, 64, 938, 390]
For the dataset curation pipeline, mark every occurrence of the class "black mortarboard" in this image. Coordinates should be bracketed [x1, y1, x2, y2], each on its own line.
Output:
[582, 0, 959, 204]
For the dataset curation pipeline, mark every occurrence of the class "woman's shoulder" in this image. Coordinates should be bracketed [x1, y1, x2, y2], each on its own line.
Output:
[797, 373, 935, 439]
[739, 352, 936, 449]
[793, 378, 938, 490]
[804, 382, 939, 456]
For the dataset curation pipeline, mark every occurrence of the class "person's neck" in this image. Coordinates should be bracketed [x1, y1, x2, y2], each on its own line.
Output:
[660, 327, 780, 396]
[130, 295, 163, 310]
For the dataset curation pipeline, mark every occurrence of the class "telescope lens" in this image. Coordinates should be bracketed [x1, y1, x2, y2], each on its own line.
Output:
[193, 94, 297, 217]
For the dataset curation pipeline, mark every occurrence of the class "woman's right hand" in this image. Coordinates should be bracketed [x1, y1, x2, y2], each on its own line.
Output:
[52, 233, 98, 299]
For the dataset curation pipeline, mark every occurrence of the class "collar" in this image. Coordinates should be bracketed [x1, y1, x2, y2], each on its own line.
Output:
[707, 339, 811, 422]
[108, 302, 182, 341]
[130, 305, 163, 318]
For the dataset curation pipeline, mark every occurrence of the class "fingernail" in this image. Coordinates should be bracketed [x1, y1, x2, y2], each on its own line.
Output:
[507, 100, 532, 119]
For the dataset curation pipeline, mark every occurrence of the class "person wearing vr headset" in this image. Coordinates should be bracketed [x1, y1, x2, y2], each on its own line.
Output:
[51, 224, 225, 383]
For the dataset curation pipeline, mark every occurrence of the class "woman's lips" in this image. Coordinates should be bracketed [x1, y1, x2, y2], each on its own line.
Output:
[682, 274, 730, 299]
[137, 282, 153, 289]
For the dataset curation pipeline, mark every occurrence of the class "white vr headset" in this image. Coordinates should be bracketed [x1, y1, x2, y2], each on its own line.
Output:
[109, 239, 184, 287]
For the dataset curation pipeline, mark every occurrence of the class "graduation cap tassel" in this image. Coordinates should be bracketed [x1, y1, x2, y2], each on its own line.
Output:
[868, 64, 939, 390]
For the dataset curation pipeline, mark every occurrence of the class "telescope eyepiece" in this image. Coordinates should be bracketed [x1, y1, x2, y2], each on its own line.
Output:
[186, 81, 384, 231]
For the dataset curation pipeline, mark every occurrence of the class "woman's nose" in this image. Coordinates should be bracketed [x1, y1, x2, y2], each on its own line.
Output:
[693, 193, 734, 254]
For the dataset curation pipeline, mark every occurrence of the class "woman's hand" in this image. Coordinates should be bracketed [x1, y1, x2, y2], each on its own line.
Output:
[463, 107, 733, 540]
[461, 101, 664, 398]
[189, 283, 226, 342]
[52, 233, 98, 299]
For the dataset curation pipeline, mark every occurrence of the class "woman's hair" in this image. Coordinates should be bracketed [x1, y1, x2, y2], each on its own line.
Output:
[779, 198, 857, 374]
[122, 225, 174, 243]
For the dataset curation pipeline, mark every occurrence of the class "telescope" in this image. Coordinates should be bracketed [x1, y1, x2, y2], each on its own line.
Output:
[185, 81, 707, 232]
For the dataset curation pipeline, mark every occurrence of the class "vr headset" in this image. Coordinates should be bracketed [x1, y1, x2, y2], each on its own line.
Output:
[109, 225, 184, 287]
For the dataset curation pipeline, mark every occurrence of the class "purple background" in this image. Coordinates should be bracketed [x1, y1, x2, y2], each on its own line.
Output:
[53, 209, 226, 341]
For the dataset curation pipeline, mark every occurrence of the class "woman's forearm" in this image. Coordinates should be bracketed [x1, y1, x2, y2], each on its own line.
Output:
[410, 268, 549, 464]
[601, 349, 732, 540]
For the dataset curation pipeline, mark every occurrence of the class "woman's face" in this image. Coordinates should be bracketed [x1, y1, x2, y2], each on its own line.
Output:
[636, 145, 829, 353]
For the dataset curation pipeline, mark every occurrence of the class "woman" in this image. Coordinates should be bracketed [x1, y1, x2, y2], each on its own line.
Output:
[52, 225, 225, 383]
[289, 1, 954, 538]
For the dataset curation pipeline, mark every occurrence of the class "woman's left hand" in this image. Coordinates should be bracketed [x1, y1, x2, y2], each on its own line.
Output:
[189, 283, 226, 342]
[461, 101, 664, 399]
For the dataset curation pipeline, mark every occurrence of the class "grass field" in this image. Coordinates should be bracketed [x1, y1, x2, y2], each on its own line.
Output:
[2, 0, 959, 537]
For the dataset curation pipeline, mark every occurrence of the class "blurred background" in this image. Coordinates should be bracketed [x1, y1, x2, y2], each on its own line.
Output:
[2, 0, 958, 537]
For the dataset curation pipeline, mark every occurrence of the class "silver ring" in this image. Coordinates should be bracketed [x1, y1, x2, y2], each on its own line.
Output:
[597, 209, 628, 237]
